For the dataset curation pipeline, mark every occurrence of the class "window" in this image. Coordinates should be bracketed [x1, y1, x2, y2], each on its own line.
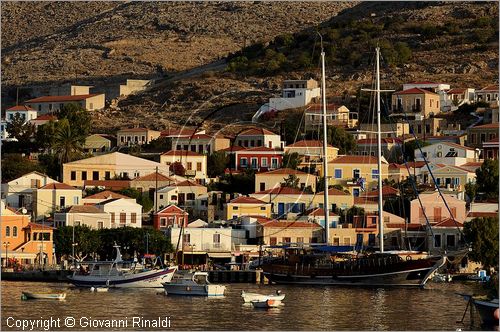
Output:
[371, 169, 379, 179]
[268, 141, 273, 148]
[183, 233, 191, 245]
[251, 158, 258, 169]
[213, 233, 221, 244]
[260, 206, 266, 211]
[196, 162, 202, 172]
[81, 171, 87, 181]
[71, 171, 76, 181]
[120, 213, 126, 224]
[434, 234, 442, 248]
[60, 196, 66, 208]
[233, 206, 239, 210]
[160, 218, 167, 227]
[93, 171, 99, 180]
[334, 169, 342, 179]
[260, 183, 265, 191]
[271, 158, 278, 169]
[353, 169, 360, 179]
[187, 193, 195, 200]
[353, 188, 360, 197]
[447, 234, 455, 247]
[344, 237, 351, 245]
[141, 135, 146, 142]
[297, 237, 304, 244]
[261, 158, 268, 167]
[176, 145, 181, 150]
[73, 196, 79, 205]
[12, 226, 17, 237]
[257, 140, 262, 146]
[190, 145, 196, 152]
[105, 171, 111, 180]
[97, 222, 103, 230]
[131, 213, 137, 224]
[282, 237, 291, 244]
[111, 212, 115, 224]
[5, 226, 10, 237]
[450, 207, 457, 218]
[270, 237, 277, 245]
[240, 158, 248, 167]
[38, 105, 42, 112]
[333, 237, 340, 246]
[187, 162, 192, 170]
[159, 194, 164, 199]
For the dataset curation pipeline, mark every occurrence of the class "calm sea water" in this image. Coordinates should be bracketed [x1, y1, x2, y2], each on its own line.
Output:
[1, 281, 495, 331]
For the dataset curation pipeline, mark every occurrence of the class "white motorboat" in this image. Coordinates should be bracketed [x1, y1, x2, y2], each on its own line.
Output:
[163, 271, 225, 296]
[241, 290, 285, 303]
[251, 298, 282, 308]
[68, 245, 177, 288]
[90, 286, 109, 292]
[21, 292, 66, 300]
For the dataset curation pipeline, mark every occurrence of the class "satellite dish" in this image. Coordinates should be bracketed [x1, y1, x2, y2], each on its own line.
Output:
[21, 208, 27, 215]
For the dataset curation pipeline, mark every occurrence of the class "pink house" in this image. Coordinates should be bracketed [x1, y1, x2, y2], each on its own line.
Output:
[410, 192, 466, 224]
[153, 205, 188, 230]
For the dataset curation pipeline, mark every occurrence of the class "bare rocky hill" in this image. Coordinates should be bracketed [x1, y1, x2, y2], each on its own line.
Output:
[1, 1, 498, 134]
[1, 1, 355, 87]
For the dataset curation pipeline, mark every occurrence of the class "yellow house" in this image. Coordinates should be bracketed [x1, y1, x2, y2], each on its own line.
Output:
[250, 187, 316, 218]
[225, 196, 271, 220]
[255, 168, 317, 193]
[117, 128, 161, 147]
[24, 94, 105, 114]
[392, 88, 440, 117]
[312, 187, 354, 212]
[160, 150, 207, 181]
[420, 165, 476, 193]
[84, 134, 116, 154]
[257, 219, 323, 245]
[33, 183, 82, 221]
[326, 155, 389, 192]
[284, 140, 339, 169]
[63, 152, 170, 187]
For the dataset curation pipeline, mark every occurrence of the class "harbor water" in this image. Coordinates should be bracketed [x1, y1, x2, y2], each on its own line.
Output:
[1, 281, 494, 330]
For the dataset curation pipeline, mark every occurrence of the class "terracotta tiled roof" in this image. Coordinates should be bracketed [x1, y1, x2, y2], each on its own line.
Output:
[132, 172, 174, 182]
[26, 94, 101, 103]
[175, 180, 205, 187]
[306, 104, 339, 112]
[357, 138, 402, 144]
[394, 88, 438, 95]
[433, 218, 464, 228]
[260, 168, 309, 175]
[118, 127, 156, 133]
[257, 219, 321, 228]
[460, 162, 483, 167]
[441, 142, 475, 151]
[354, 196, 378, 205]
[178, 133, 214, 140]
[238, 128, 278, 136]
[241, 146, 282, 152]
[219, 145, 247, 152]
[467, 211, 498, 218]
[253, 187, 305, 195]
[161, 128, 198, 137]
[156, 205, 187, 215]
[230, 196, 266, 204]
[386, 223, 426, 231]
[408, 81, 438, 84]
[447, 88, 467, 94]
[161, 150, 202, 156]
[286, 140, 334, 148]
[479, 85, 499, 92]
[470, 123, 499, 129]
[39, 183, 77, 190]
[361, 186, 399, 198]
[32, 114, 57, 121]
[66, 205, 104, 213]
[305, 208, 337, 217]
[6, 105, 37, 111]
[84, 190, 130, 200]
[23, 222, 54, 230]
[331, 155, 386, 164]
[316, 188, 350, 196]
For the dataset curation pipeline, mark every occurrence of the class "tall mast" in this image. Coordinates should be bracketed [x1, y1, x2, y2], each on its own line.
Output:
[375, 47, 384, 253]
[321, 47, 330, 245]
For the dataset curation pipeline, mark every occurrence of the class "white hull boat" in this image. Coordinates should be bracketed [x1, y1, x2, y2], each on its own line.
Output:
[251, 299, 282, 308]
[241, 290, 285, 303]
[163, 272, 225, 297]
[22, 292, 66, 300]
[68, 245, 177, 288]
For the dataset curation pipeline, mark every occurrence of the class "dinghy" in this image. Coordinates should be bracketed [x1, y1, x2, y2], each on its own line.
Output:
[251, 298, 282, 308]
[21, 292, 66, 300]
[241, 290, 285, 303]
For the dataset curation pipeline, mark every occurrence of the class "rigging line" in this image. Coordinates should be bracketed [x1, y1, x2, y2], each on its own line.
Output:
[399, 110, 466, 240]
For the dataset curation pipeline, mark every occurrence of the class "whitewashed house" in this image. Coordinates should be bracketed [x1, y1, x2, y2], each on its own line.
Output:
[414, 142, 479, 166]
[2, 172, 58, 211]
[95, 198, 142, 228]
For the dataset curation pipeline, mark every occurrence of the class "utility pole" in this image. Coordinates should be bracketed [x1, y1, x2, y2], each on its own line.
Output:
[155, 166, 159, 213]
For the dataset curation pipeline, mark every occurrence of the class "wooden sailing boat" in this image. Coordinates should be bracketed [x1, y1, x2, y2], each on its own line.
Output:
[261, 46, 446, 287]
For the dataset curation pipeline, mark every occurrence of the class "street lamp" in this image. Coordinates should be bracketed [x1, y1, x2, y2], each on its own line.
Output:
[3, 242, 10, 268]
[191, 244, 196, 269]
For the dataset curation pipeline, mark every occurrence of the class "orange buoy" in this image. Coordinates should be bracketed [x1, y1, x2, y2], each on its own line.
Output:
[494, 308, 499, 320]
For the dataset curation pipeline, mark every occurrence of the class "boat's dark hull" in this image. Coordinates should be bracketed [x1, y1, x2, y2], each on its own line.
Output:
[262, 255, 445, 287]
[473, 299, 499, 326]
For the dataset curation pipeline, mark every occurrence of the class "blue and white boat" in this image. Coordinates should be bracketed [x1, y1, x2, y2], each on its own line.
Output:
[68, 245, 177, 288]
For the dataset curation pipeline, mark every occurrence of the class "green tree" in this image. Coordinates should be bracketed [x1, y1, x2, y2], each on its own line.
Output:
[169, 161, 186, 176]
[465, 182, 478, 204]
[207, 151, 229, 177]
[403, 140, 431, 162]
[475, 159, 499, 199]
[324, 126, 356, 154]
[117, 188, 154, 212]
[282, 152, 300, 170]
[54, 225, 100, 262]
[57, 103, 92, 138]
[217, 169, 255, 194]
[52, 119, 86, 179]
[463, 217, 499, 269]
[36, 120, 58, 152]
[281, 174, 299, 189]
[341, 206, 366, 224]
[1, 154, 44, 182]
[141, 137, 172, 153]
[6, 113, 36, 143]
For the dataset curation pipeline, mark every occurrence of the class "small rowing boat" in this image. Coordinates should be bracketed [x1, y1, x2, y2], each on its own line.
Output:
[241, 290, 285, 303]
[251, 298, 282, 308]
[90, 287, 109, 292]
[21, 292, 66, 300]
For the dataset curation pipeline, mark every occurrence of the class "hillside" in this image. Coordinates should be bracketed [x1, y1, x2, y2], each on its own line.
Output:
[1, 1, 498, 134]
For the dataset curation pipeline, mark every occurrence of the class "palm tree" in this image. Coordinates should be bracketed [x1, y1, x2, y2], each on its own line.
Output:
[53, 119, 85, 180]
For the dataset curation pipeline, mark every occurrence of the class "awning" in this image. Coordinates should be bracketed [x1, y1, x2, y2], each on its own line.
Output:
[207, 252, 232, 258]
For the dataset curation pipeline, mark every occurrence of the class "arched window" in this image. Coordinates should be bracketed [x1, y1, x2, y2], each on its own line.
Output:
[12, 226, 17, 237]
[5, 226, 10, 237]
